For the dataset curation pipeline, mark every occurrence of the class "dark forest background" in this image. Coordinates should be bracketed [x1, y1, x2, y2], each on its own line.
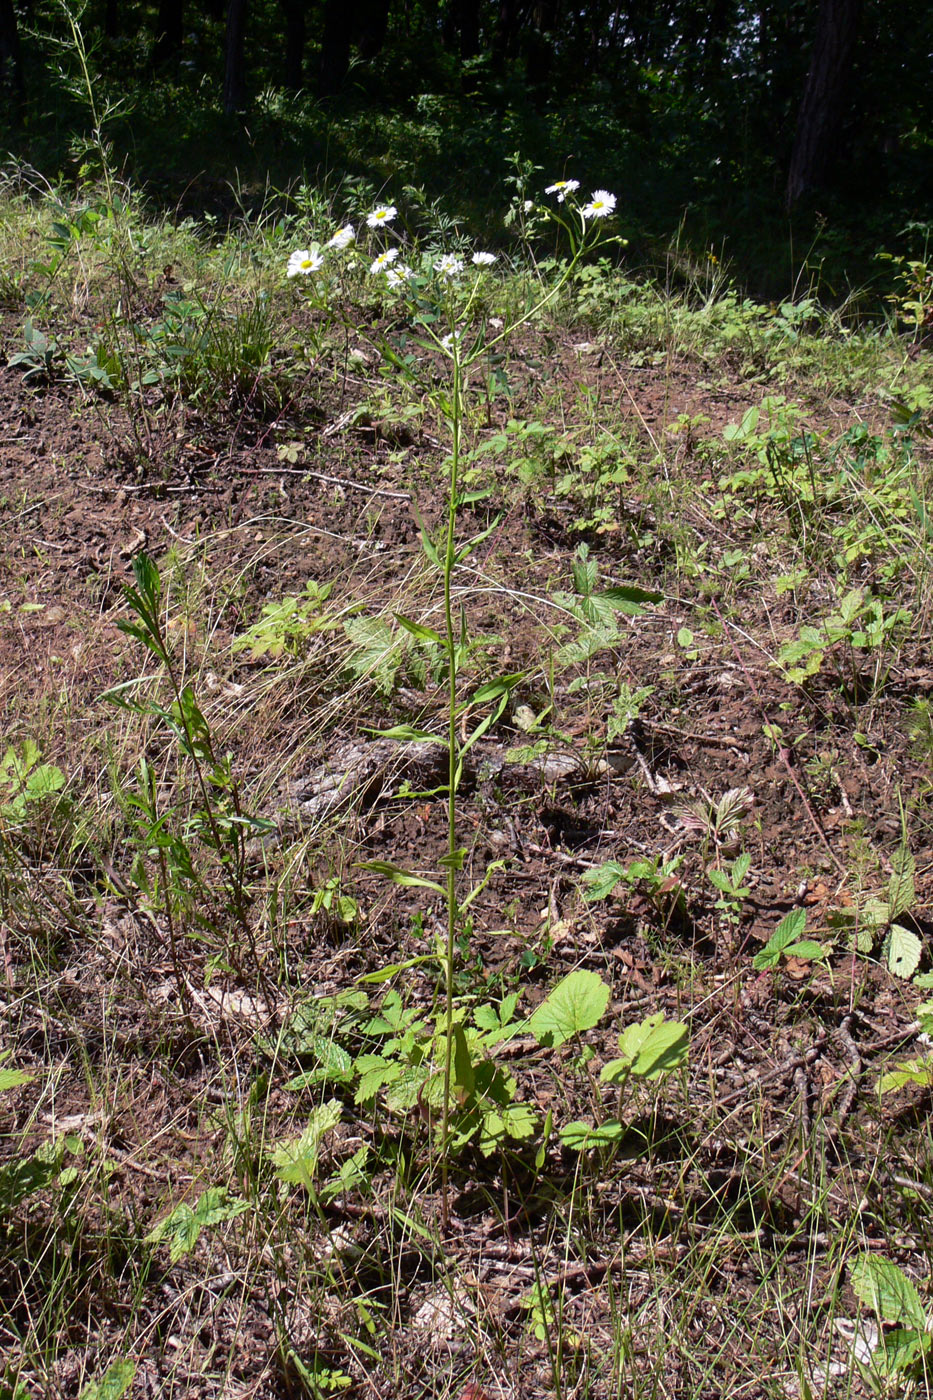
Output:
[0, 0, 931, 301]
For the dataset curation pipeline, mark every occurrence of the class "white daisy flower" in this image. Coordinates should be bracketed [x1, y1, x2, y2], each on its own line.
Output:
[326, 224, 355, 250]
[434, 254, 463, 279]
[287, 249, 324, 277]
[522, 200, 534, 212]
[385, 264, 413, 287]
[545, 179, 580, 203]
[366, 205, 397, 229]
[581, 190, 617, 219]
[440, 329, 462, 351]
[488, 317, 504, 329]
[369, 248, 400, 274]
[471, 251, 496, 265]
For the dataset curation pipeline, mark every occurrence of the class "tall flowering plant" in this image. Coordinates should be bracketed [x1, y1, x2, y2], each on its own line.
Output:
[285, 182, 620, 1220]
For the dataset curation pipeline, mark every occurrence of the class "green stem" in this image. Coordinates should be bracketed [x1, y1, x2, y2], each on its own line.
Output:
[440, 338, 463, 1227]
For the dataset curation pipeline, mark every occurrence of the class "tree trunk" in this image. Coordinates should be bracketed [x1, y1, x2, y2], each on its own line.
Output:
[153, 0, 185, 65]
[279, 0, 305, 88]
[0, 0, 24, 101]
[357, 0, 389, 59]
[318, 0, 353, 95]
[224, 0, 248, 113]
[785, 0, 861, 209]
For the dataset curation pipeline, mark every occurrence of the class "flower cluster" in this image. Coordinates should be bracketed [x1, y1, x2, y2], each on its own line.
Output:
[544, 180, 617, 220]
[286, 183, 615, 292]
[286, 200, 503, 295]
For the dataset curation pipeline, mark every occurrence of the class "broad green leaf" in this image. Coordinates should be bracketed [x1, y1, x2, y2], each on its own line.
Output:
[598, 585, 662, 614]
[877, 1055, 933, 1095]
[0, 1152, 61, 1212]
[888, 845, 916, 920]
[601, 1012, 689, 1082]
[79, 1359, 136, 1400]
[369, 724, 444, 744]
[879, 1328, 931, 1375]
[752, 908, 808, 970]
[478, 1101, 538, 1155]
[559, 1119, 625, 1151]
[528, 970, 611, 1047]
[850, 1254, 928, 1329]
[24, 763, 65, 801]
[783, 940, 832, 962]
[0, 1068, 32, 1093]
[884, 924, 922, 980]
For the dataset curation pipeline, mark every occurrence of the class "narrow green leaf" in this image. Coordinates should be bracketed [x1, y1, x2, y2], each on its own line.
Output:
[451, 1024, 475, 1098]
[470, 672, 526, 704]
[394, 613, 444, 645]
[356, 860, 444, 893]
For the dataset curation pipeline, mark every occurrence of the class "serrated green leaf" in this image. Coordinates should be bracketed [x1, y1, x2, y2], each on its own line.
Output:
[0, 1068, 33, 1092]
[598, 585, 663, 614]
[884, 924, 922, 979]
[527, 970, 610, 1047]
[581, 861, 628, 903]
[272, 1101, 342, 1189]
[193, 1186, 249, 1230]
[850, 1254, 928, 1329]
[879, 1328, 932, 1375]
[79, 1359, 136, 1400]
[752, 907, 808, 969]
[888, 846, 916, 920]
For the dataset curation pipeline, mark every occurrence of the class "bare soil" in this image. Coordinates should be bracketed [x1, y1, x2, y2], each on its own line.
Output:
[1, 309, 932, 1399]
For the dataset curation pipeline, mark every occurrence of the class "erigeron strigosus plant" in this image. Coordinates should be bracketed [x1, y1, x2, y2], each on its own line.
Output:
[286, 181, 631, 1221]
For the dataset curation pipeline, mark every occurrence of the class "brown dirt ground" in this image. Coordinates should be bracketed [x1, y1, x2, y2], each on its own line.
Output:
[1, 308, 932, 1399]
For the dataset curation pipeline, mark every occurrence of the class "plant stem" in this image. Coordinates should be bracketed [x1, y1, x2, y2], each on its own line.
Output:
[440, 339, 463, 1228]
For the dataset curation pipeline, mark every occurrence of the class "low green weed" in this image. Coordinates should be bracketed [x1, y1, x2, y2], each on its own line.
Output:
[777, 586, 911, 694]
[849, 1253, 932, 1388]
[105, 554, 275, 985]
